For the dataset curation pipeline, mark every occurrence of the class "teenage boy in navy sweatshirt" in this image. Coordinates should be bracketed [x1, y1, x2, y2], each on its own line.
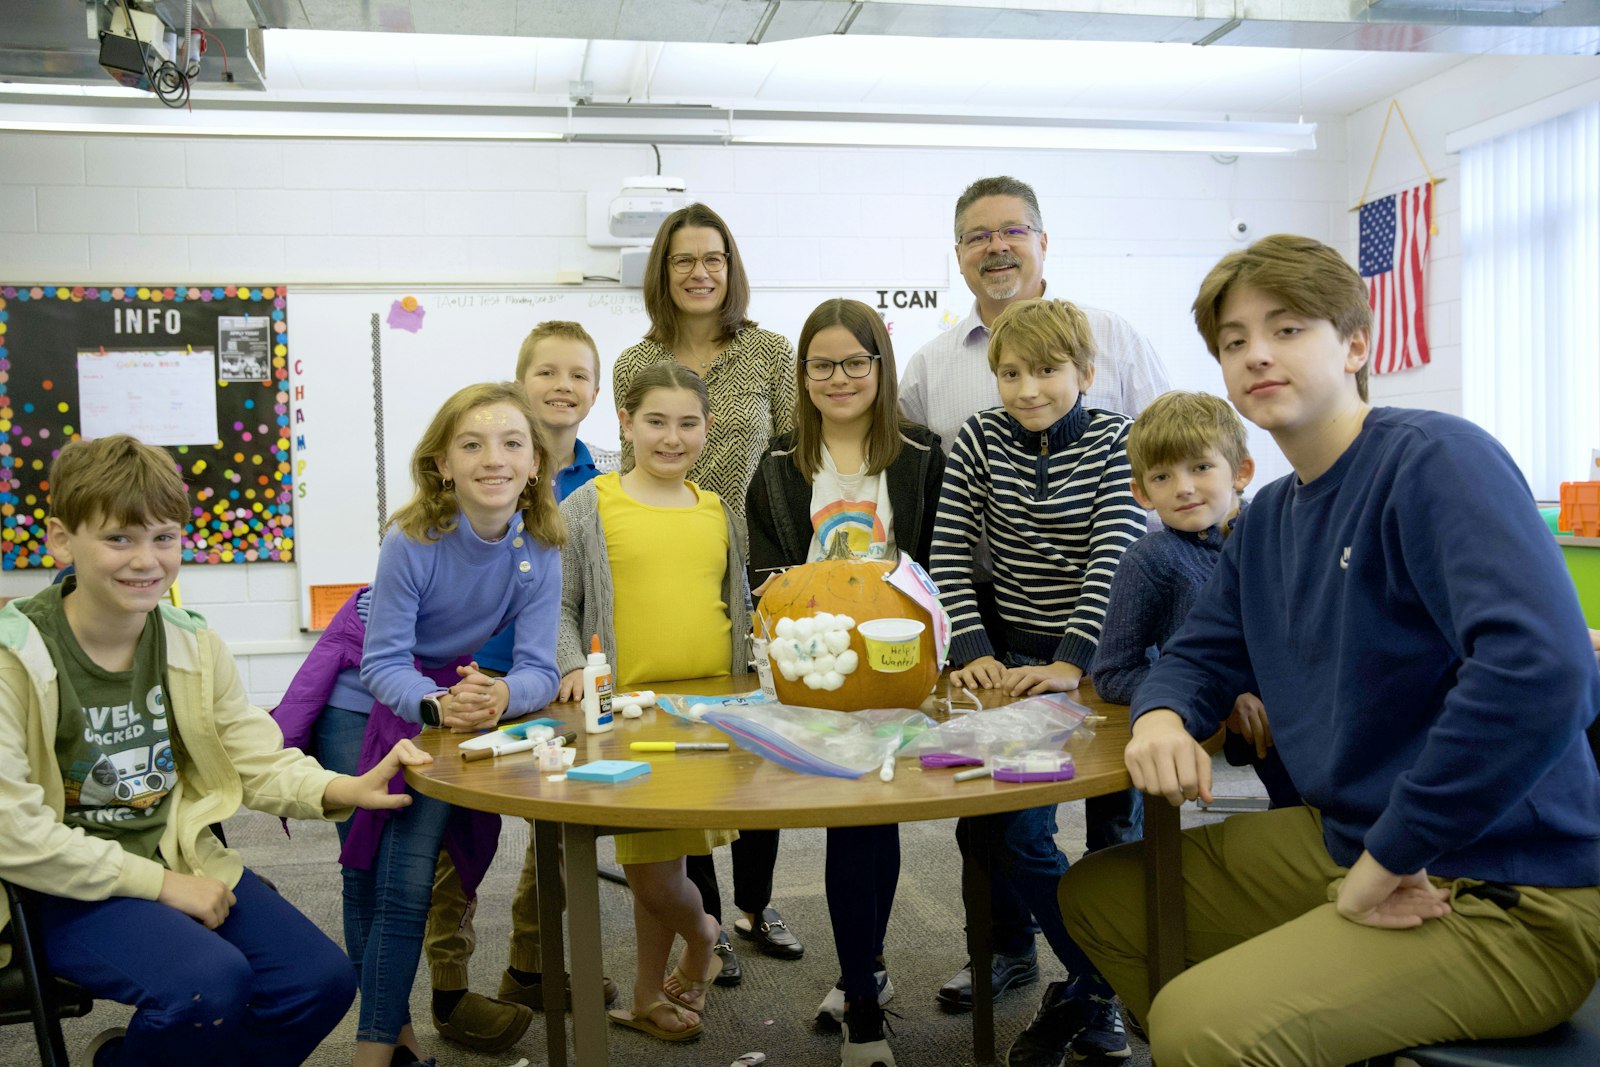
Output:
[1059, 234, 1600, 1066]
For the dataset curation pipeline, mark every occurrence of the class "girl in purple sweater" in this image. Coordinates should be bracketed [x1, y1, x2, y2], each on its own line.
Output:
[343, 381, 564, 1067]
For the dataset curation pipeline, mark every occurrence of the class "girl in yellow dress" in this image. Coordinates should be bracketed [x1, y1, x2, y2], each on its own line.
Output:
[555, 362, 748, 1042]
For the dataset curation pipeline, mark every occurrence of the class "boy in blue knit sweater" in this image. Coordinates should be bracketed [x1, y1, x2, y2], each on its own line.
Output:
[1089, 391, 1298, 809]
[1060, 235, 1600, 1065]
[930, 298, 1147, 1065]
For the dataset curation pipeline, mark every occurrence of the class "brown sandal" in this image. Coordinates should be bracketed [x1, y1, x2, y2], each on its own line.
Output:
[607, 1000, 703, 1042]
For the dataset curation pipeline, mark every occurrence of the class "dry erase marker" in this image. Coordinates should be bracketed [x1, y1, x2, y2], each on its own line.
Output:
[629, 742, 729, 753]
[462, 730, 577, 762]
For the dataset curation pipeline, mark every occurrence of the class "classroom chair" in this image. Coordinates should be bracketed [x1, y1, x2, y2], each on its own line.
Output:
[1395, 981, 1600, 1065]
[0, 879, 96, 1067]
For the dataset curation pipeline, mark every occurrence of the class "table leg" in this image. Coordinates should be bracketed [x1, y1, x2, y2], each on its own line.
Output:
[961, 834, 996, 1065]
[566, 824, 610, 1066]
[534, 820, 568, 1067]
[1144, 797, 1185, 1004]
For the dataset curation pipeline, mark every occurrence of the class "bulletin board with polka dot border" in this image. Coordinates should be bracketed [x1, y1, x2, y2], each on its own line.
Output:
[0, 284, 293, 570]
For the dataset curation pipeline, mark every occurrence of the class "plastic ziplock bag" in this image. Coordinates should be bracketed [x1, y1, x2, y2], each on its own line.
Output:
[701, 703, 936, 779]
[899, 692, 1096, 763]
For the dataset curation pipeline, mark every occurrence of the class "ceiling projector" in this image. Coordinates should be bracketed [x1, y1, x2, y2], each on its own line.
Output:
[608, 176, 691, 239]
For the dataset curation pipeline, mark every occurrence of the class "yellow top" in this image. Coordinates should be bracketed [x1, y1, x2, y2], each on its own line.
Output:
[596, 473, 732, 689]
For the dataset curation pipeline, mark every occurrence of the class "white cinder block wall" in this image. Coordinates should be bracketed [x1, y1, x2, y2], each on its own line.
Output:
[1, 124, 1359, 704]
[1345, 55, 1600, 418]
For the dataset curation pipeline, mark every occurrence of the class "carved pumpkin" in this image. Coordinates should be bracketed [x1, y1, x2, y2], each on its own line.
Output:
[756, 541, 940, 712]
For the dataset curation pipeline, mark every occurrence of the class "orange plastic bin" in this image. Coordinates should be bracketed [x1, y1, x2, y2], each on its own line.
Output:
[1558, 481, 1600, 538]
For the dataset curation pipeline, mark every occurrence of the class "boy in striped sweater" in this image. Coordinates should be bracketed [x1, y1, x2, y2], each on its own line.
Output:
[930, 298, 1147, 1066]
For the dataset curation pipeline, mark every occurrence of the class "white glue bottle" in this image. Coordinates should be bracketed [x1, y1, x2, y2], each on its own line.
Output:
[582, 633, 615, 734]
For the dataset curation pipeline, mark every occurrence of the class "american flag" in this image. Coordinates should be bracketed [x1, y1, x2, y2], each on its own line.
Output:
[1358, 182, 1432, 374]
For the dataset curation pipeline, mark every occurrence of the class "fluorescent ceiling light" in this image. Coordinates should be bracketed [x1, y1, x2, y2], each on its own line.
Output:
[0, 96, 1312, 152]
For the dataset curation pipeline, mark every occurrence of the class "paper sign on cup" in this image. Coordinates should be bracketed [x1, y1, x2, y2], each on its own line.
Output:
[857, 618, 925, 673]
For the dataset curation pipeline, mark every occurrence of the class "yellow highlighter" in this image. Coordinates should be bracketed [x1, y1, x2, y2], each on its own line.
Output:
[629, 741, 730, 752]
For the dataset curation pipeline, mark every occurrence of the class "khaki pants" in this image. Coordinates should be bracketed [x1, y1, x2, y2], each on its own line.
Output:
[1061, 805, 1600, 1067]
[424, 819, 552, 990]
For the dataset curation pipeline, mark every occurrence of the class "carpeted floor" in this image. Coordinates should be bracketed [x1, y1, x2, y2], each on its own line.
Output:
[6, 759, 1267, 1067]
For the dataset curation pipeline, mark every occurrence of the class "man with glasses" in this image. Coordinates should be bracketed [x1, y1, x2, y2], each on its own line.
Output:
[902, 176, 1170, 1065]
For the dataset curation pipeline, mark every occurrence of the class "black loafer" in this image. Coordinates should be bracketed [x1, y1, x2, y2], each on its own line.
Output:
[735, 906, 805, 960]
[936, 948, 1039, 1012]
[712, 932, 743, 986]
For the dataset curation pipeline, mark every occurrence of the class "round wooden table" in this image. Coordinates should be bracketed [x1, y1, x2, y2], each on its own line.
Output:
[406, 675, 1179, 1066]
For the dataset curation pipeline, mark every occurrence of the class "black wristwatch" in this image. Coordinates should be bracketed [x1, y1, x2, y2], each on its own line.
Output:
[420, 692, 445, 728]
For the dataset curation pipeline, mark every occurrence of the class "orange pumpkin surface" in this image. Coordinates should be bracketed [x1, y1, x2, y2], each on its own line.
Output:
[757, 554, 940, 712]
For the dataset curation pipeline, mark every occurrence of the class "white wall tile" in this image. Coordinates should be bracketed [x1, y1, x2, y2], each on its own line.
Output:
[733, 149, 820, 195]
[85, 139, 190, 187]
[4, 234, 91, 278]
[323, 191, 420, 235]
[246, 562, 301, 601]
[38, 186, 140, 235]
[189, 235, 286, 276]
[176, 564, 252, 603]
[0, 187, 36, 232]
[282, 235, 384, 278]
[468, 235, 563, 277]
[466, 144, 565, 191]
[3, 135, 84, 185]
[89, 234, 189, 276]
[378, 235, 473, 275]
[244, 651, 311, 697]
[369, 144, 471, 191]
[139, 188, 237, 235]
[237, 190, 338, 235]
[424, 190, 583, 237]
[283, 142, 390, 190]
[198, 599, 297, 647]
[186, 142, 285, 189]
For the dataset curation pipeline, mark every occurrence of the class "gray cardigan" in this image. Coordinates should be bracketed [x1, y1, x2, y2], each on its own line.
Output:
[556, 479, 752, 679]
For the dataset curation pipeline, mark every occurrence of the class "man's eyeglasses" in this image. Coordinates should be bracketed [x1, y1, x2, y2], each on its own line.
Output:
[668, 252, 730, 274]
[958, 225, 1038, 251]
[803, 354, 881, 381]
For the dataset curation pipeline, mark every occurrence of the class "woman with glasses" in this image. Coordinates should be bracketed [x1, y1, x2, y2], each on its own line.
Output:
[612, 202, 803, 984]
[745, 298, 945, 1067]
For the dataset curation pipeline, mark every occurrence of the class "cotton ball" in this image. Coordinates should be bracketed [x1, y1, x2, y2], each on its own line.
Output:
[836, 615, 857, 631]
[812, 653, 836, 675]
[794, 617, 816, 640]
[803, 671, 826, 690]
[778, 659, 802, 682]
[822, 671, 845, 690]
[812, 612, 836, 631]
[823, 629, 850, 655]
[835, 649, 859, 674]
[689, 703, 709, 721]
[770, 639, 798, 664]
[621, 703, 644, 719]
[775, 617, 795, 639]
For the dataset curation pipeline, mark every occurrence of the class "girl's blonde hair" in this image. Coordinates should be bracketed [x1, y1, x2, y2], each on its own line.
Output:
[388, 382, 565, 548]
[791, 298, 906, 481]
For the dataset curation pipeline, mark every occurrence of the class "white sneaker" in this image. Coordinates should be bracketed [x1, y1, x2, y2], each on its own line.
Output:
[816, 969, 894, 1028]
[83, 1026, 127, 1067]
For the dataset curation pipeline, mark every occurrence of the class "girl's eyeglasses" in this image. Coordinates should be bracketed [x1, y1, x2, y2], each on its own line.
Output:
[803, 354, 881, 381]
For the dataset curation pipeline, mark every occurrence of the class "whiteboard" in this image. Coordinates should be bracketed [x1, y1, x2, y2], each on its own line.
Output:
[288, 284, 958, 624]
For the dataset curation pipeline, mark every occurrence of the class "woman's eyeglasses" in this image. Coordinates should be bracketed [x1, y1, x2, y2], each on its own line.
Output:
[803, 354, 881, 381]
[668, 252, 730, 274]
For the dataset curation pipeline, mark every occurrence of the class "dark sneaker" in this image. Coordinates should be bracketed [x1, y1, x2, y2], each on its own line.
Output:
[1070, 994, 1131, 1060]
[1005, 980, 1100, 1067]
[841, 997, 897, 1067]
[816, 968, 894, 1029]
[937, 947, 1039, 1012]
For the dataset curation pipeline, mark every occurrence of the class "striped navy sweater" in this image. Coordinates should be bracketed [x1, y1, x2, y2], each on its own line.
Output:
[931, 400, 1145, 670]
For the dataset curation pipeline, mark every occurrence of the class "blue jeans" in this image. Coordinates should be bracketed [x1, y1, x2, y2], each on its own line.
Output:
[825, 823, 900, 1001]
[37, 869, 354, 1067]
[343, 785, 454, 1044]
[313, 704, 369, 845]
[952, 651, 1131, 975]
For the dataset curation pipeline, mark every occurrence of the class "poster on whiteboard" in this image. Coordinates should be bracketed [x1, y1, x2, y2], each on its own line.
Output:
[77, 347, 221, 446]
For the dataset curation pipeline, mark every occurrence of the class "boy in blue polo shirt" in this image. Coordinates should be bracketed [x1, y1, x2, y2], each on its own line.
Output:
[1060, 234, 1600, 1065]
[425, 321, 620, 1051]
